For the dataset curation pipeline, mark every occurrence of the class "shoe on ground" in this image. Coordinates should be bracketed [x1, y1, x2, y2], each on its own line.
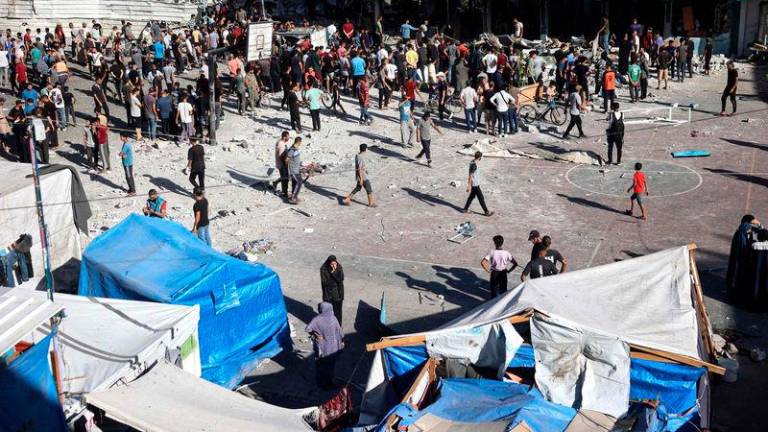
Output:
[485, 211, 494, 217]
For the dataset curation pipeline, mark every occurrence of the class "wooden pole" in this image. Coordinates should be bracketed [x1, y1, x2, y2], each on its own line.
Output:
[688, 246, 717, 360]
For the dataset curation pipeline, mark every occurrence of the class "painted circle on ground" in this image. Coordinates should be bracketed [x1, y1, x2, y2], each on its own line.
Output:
[565, 159, 702, 198]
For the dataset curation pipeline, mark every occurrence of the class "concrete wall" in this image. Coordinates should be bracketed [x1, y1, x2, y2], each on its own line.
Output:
[737, 0, 766, 56]
[0, 0, 199, 31]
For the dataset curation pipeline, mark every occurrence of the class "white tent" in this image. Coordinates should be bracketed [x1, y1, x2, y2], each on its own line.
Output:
[0, 288, 62, 354]
[0, 288, 200, 418]
[362, 245, 721, 425]
[0, 162, 84, 279]
[86, 361, 315, 432]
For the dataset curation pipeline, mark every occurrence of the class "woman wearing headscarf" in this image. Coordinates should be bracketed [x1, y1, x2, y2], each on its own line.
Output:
[320, 255, 344, 325]
[305, 302, 344, 388]
[726, 214, 765, 305]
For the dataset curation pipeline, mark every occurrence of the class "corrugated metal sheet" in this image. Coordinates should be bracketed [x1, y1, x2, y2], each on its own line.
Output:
[0, 288, 63, 354]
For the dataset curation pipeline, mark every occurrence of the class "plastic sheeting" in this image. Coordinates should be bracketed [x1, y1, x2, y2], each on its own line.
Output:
[0, 333, 66, 432]
[531, 314, 631, 418]
[438, 246, 702, 359]
[78, 214, 291, 388]
[86, 362, 314, 432]
[379, 379, 576, 432]
[0, 162, 83, 277]
[426, 320, 523, 379]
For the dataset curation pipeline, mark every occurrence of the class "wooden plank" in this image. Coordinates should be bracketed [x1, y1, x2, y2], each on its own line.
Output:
[688, 248, 717, 360]
[629, 344, 725, 375]
[365, 310, 534, 352]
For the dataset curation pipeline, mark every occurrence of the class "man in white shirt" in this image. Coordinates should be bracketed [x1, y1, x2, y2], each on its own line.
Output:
[459, 84, 478, 132]
[176, 95, 195, 143]
[480, 235, 518, 298]
[482, 47, 498, 75]
[490, 88, 515, 136]
[513, 18, 524, 39]
[0, 45, 8, 87]
[378, 58, 397, 108]
[376, 46, 389, 66]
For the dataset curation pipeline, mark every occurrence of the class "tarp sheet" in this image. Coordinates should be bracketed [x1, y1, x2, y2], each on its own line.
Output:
[376, 344, 703, 432]
[438, 246, 701, 359]
[531, 314, 631, 418]
[86, 362, 314, 432]
[0, 161, 84, 277]
[378, 379, 576, 432]
[0, 333, 66, 432]
[78, 214, 291, 388]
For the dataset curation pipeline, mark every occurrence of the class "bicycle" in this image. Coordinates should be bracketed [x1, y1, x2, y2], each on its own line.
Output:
[425, 88, 462, 119]
[518, 97, 569, 126]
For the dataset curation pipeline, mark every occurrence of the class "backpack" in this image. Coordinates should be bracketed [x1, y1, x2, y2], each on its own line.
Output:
[607, 112, 624, 139]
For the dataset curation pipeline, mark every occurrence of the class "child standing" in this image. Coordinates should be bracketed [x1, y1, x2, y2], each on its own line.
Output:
[626, 162, 649, 220]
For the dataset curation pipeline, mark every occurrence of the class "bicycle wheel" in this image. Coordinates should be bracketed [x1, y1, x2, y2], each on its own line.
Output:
[549, 104, 569, 126]
[321, 92, 333, 109]
[518, 104, 538, 124]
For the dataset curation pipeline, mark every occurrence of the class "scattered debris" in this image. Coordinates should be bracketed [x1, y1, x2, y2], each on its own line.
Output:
[291, 208, 313, 217]
[450, 180, 461, 187]
[449, 222, 476, 244]
[303, 228, 315, 233]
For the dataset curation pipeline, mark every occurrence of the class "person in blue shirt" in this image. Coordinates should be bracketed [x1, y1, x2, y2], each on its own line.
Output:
[156, 89, 173, 135]
[118, 132, 136, 195]
[304, 83, 323, 131]
[400, 20, 418, 42]
[21, 83, 39, 107]
[23, 98, 36, 114]
[398, 99, 415, 146]
[153, 40, 165, 66]
[142, 189, 167, 218]
[350, 51, 366, 97]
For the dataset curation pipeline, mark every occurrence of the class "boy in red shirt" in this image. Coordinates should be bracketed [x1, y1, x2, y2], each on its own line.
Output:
[626, 162, 649, 220]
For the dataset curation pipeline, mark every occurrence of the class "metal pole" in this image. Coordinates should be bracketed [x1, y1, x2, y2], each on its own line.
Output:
[27, 123, 65, 402]
[208, 53, 217, 145]
[26, 128, 54, 301]
[261, 0, 266, 18]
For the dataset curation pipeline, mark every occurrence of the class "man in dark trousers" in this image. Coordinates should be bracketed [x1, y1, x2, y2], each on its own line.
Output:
[480, 235, 518, 299]
[320, 255, 345, 325]
[343, 143, 376, 207]
[463, 151, 493, 216]
[287, 82, 302, 133]
[186, 138, 205, 191]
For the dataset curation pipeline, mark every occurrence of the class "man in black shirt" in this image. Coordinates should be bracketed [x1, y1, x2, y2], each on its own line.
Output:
[186, 138, 205, 191]
[522, 246, 559, 281]
[287, 82, 302, 133]
[92, 77, 109, 119]
[7, 100, 28, 162]
[192, 188, 211, 246]
[719, 61, 738, 116]
[540, 235, 568, 273]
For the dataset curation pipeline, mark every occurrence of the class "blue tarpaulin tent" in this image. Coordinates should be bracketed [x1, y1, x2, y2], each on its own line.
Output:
[0, 333, 66, 432]
[78, 214, 291, 388]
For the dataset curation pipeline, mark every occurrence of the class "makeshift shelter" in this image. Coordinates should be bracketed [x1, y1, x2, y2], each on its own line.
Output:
[78, 214, 292, 388]
[0, 162, 91, 282]
[0, 289, 65, 431]
[86, 361, 314, 432]
[362, 245, 722, 431]
[0, 287, 200, 419]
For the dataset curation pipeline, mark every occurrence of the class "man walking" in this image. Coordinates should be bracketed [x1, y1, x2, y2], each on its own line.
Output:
[606, 102, 624, 165]
[463, 151, 493, 216]
[415, 112, 443, 167]
[562, 85, 585, 139]
[601, 63, 617, 112]
[186, 138, 205, 191]
[304, 83, 323, 131]
[286, 137, 303, 204]
[343, 143, 376, 207]
[480, 235, 518, 299]
[192, 188, 211, 246]
[118, 133, 136, 196]
[398, 99, 416, 147]
[625, 162, 649, 220]
[719, 61, 738, 116]
[288, 82, 302, 133]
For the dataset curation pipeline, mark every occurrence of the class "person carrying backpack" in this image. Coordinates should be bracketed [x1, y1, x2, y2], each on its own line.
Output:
[606, 102, 624, 165]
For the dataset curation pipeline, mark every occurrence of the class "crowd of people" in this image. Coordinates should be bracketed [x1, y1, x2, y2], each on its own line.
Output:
[0, 8, 745, 389]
